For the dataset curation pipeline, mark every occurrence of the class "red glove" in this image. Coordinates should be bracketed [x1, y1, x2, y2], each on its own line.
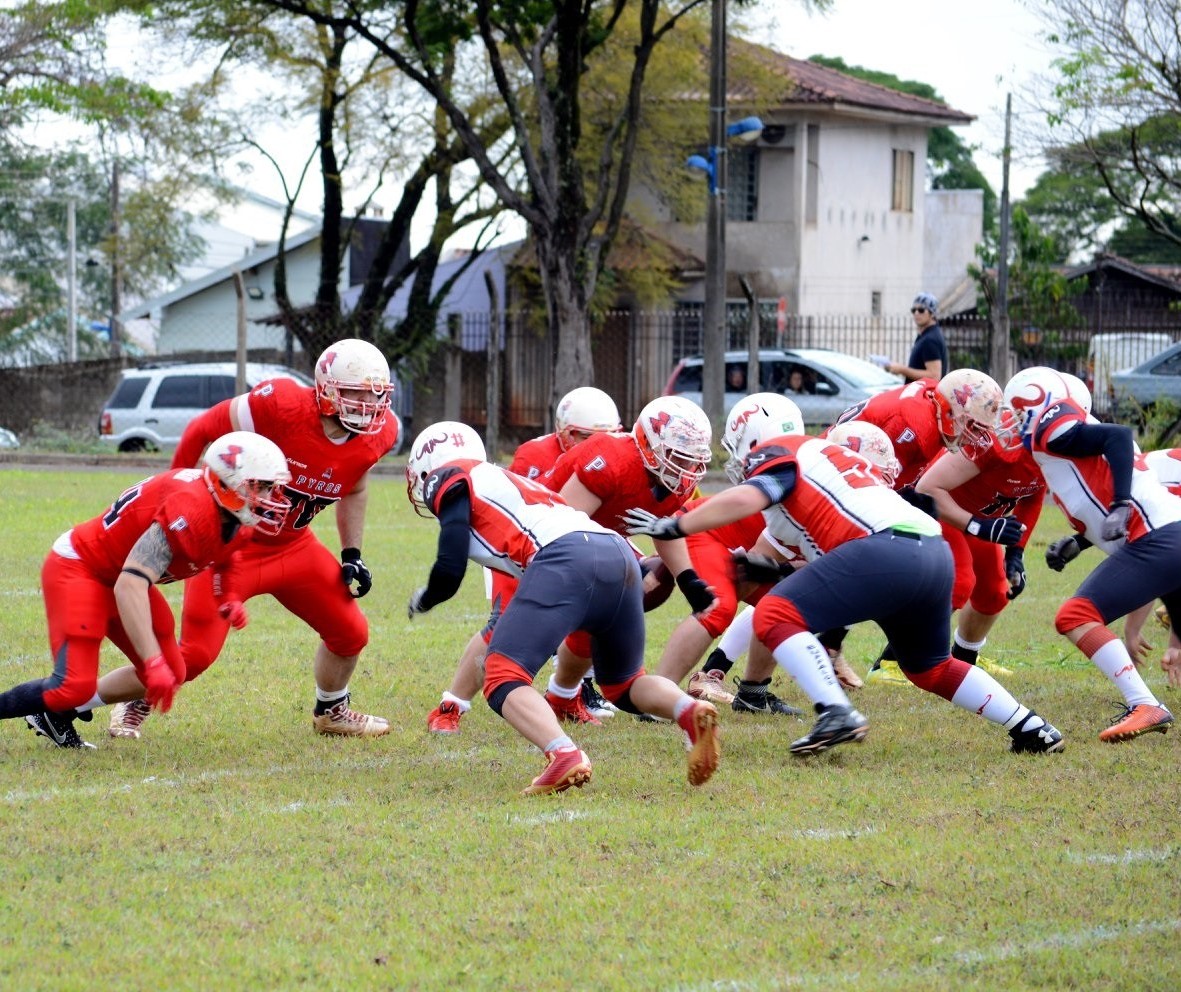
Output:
[141, 654, 179, 713]
[218, 599, 249, 630]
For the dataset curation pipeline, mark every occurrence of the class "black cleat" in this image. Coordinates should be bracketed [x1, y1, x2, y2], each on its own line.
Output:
[731, 678, 803, 716]
[1008, 711, 1065, 753]
[26, 711, 96, 749]
[789, 703, 868, 755]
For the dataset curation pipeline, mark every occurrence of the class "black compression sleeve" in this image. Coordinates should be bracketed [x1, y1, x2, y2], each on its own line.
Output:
[418, 487, 472, 611]
[1046, 421, 1134, 502]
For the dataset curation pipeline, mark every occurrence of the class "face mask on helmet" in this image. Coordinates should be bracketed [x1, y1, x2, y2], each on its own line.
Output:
[202, 430, 293, 536]
[554, 386, 622, 451]
[721, 392, 804, 484]
[633, 397, 712, 498]
[314, 339, 393, 435]
[935, 369, 1003, 452]
[1003, 367, 1071, 437]
[826, 420, 901, 487]
[406, 421, 487, 514]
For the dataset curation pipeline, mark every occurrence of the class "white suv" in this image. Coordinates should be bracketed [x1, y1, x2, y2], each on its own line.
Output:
[98, 361, 313, 452]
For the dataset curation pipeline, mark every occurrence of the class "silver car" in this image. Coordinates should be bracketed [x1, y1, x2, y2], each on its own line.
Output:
[664, 348, 902, 428]
[1109, 339, 1181, 416]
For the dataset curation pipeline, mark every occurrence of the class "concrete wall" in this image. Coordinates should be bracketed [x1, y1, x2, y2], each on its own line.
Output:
[922, 188, 985, 305]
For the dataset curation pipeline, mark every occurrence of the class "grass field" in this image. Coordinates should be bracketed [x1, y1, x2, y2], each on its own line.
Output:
[0, 467, 1179, 991]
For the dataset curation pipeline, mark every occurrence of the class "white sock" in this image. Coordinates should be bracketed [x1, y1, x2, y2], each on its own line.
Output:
[672, 695, 696, 722]
[546, 674, 581, 699]
[948, 666, 1024, 725]
[953, 631, 987, 653]
[543, 735, 575, 753]
[772, 631, 847, 709]
[74, 693, 104, 715]
[441, 691, 471, 714]
[1089, 640, 1158, 707]
[717, 605, 756, 662]
[315, 685, 349, 705]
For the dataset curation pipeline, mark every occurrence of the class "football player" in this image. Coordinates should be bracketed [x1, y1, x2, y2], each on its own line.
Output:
[405, 421, 720, 796]
[98, 339, 399, 740]
[12, 433, 290, 748]
[625, 412, 1064, 757]
[1008, 366, 1177, 742]
[425, 386, 624, 734]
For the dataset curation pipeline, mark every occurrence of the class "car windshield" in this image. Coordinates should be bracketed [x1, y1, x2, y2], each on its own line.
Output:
[795, 350, 898, 388]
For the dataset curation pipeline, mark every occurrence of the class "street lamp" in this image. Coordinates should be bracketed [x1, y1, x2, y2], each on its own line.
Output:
[691, 0, 763, 437]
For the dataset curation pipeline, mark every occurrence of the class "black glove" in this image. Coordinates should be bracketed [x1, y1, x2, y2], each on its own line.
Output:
[966, 514, 1024, 545]
[897, 486, 939, 519]
[1101, 500, 1132, 542]
[675, 568, 716, 613]
[340, 547, 372, 598]
[732, 550, 794, 585]
[1045, 535, 1083, 572]
[622, 507, 685, 540]
[407, 586, 429, 619]
[1004, 546, 1027, 600]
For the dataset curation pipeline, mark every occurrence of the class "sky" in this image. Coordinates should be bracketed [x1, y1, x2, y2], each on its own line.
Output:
[745, 0, 1055, 199]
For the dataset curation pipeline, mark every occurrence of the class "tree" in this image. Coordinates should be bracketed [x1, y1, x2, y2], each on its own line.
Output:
[1033, 0, 1181, 252]
[806, 55, 997, 230]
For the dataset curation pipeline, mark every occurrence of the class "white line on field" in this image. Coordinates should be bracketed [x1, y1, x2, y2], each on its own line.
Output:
[510, 809, 590, 827]
[666, 918, 1181, 991]
[1066, 847, 1175, 865]
[794, 825, 878, 840]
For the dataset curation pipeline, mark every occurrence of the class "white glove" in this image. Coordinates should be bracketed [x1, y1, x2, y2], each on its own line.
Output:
[621, 507, 684, 540]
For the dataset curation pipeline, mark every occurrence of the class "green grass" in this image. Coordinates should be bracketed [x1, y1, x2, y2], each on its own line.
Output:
[1, 469, 1179, 991]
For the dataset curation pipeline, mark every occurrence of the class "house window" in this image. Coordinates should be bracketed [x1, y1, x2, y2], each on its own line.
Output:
[805, 125, 820, 226]
[892, 149, 914, 212]
[871, 291, 882, 317]
[727, 146, 759, 222]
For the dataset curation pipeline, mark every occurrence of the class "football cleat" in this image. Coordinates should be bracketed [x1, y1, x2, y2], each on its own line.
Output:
[312, 695, 391, 737]
[522, 746, 592, 796]
[109, 699, 152, 739]
[580, 679, 617, 718]
[677, 700, 721, 786]
[973, 655, 1014, 677]
[1154, 604, 1171, 630]
[687, 669, 736, 705]
[731, 678, 803, 716]
[427, 701, 462, 735]
[1098, 703, 1173, 743]
[828, 650, 864, 691]
[26, 711, 96, 749]
[545, 690, 603, 726]
[864, 658, 911, 685]
[789, 703, 869, 756]
[1008, 712, 1065, 753]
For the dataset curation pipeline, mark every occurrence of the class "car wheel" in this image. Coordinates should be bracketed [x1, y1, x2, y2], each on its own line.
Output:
[118, 438, 157, 453]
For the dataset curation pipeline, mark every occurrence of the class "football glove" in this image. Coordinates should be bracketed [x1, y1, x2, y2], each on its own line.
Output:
[1044, 535, 1083, 572]
[622, 507, 684, 540]
[407, 587, 430, 619]
[675, 568, 716, 613]
[141, 654, 179, 713]
[732, 550, 794, 585]
[897, 486, 939, 519]
[966, 514, 1024, 545]
[217, 599, 249, 630]
[1004, 546, 1027, 600]
[340, 547, 373, 598]
[1101, 500, 1132, 542]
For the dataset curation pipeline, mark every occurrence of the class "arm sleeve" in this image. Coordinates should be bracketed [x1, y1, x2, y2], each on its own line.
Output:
[171, 400, 235, 469]
[742, 463, 798, 504]
[416, 487, 472, 611]
[1046, 421, 1135, 502]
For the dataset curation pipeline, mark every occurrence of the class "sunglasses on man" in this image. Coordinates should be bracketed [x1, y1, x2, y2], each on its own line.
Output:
[910, 307, 928, 314]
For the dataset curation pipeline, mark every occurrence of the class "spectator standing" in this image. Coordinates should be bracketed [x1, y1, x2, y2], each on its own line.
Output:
[886, 292, 948, 382]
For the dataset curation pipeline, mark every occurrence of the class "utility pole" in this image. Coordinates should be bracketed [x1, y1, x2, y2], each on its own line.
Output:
[701, 0, 728, 437]
[109, 159, 123, 358]
[66, 198, 77, 363]
[991, 94, 1013, 384]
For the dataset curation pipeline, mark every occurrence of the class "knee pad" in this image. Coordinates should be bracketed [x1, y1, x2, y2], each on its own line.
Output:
[564, 629, 592, 659]
[322, 607, 368, 658]
[1055, 596, 1104, 635]
[697, 588, 740, 639]
[598, 670, 644, 715]
[483, 651, 534, 715]
[904, 657, 969, 700]
[752, 595, 808, 653]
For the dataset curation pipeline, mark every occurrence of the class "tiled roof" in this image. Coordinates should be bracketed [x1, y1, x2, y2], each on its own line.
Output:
[727, 39, 973, 124]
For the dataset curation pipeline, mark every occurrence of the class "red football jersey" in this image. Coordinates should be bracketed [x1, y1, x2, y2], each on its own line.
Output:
[829, 379, 944, 488]
[232, 378, 397, 545]
[67, 468, 248, 585]
[509, 432, 564, 480]
[545, 431, 689, 534]
[680, 495, 766, 551]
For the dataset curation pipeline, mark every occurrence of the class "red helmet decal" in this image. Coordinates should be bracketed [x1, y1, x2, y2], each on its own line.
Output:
[318, 351, 337, 375]
[647, 411, 672, 435]
[728, 402, 761, 433]
[953, 383, 975, 408]
[844, 436, 864, 454]
[218, 444, 244, 470]
[1011, 385, 1046, 410]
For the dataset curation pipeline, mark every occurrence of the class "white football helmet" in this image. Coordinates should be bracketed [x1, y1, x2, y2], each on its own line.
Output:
[554, 386, 622, 451]
[825, 420, 901, 487]
[633, 396, 713, 498]
[1003, 366, 1072, 437]
[314, 338, 393, 435]
[1060, 371, 1093, 416]
[934, 369, 1003, 452]
[202, 430, 292, 536]
[721, 392, 804, 484]
[406, 421, 487, 513]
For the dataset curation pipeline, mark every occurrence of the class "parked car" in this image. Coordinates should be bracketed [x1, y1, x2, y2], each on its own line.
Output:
[98, 361, 313, 452]
[1110, 339, 1181, 417]
[0, 427, 18, 449]
[664, 348, 902, 428]
[1088, 331, 1172, 417]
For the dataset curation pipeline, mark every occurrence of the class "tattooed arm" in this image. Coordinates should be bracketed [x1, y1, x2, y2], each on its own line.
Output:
[113, 522, 174, 663]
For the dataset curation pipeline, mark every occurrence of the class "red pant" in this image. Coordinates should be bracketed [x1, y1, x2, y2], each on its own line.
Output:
[179, 530, 368, 681]
[941, 522, 1009, 616]
[41, 553, 184, 711]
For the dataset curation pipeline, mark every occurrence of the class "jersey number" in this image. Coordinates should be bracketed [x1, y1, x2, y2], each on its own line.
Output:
[824, 446, 882, 489]
[103, 484, 144, 528]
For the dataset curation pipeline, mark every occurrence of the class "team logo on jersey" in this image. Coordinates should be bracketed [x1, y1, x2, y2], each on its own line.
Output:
[323, 466, 333, 480]
[168, 516, 189, 532]
[1042, 403, 1063, 421]
[423, 473, 441, 504]
[584, 455, 608, 472]
[217, 444, 245, 470]
[254, 383, 275, 397]
[895, 428, 916, 444]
